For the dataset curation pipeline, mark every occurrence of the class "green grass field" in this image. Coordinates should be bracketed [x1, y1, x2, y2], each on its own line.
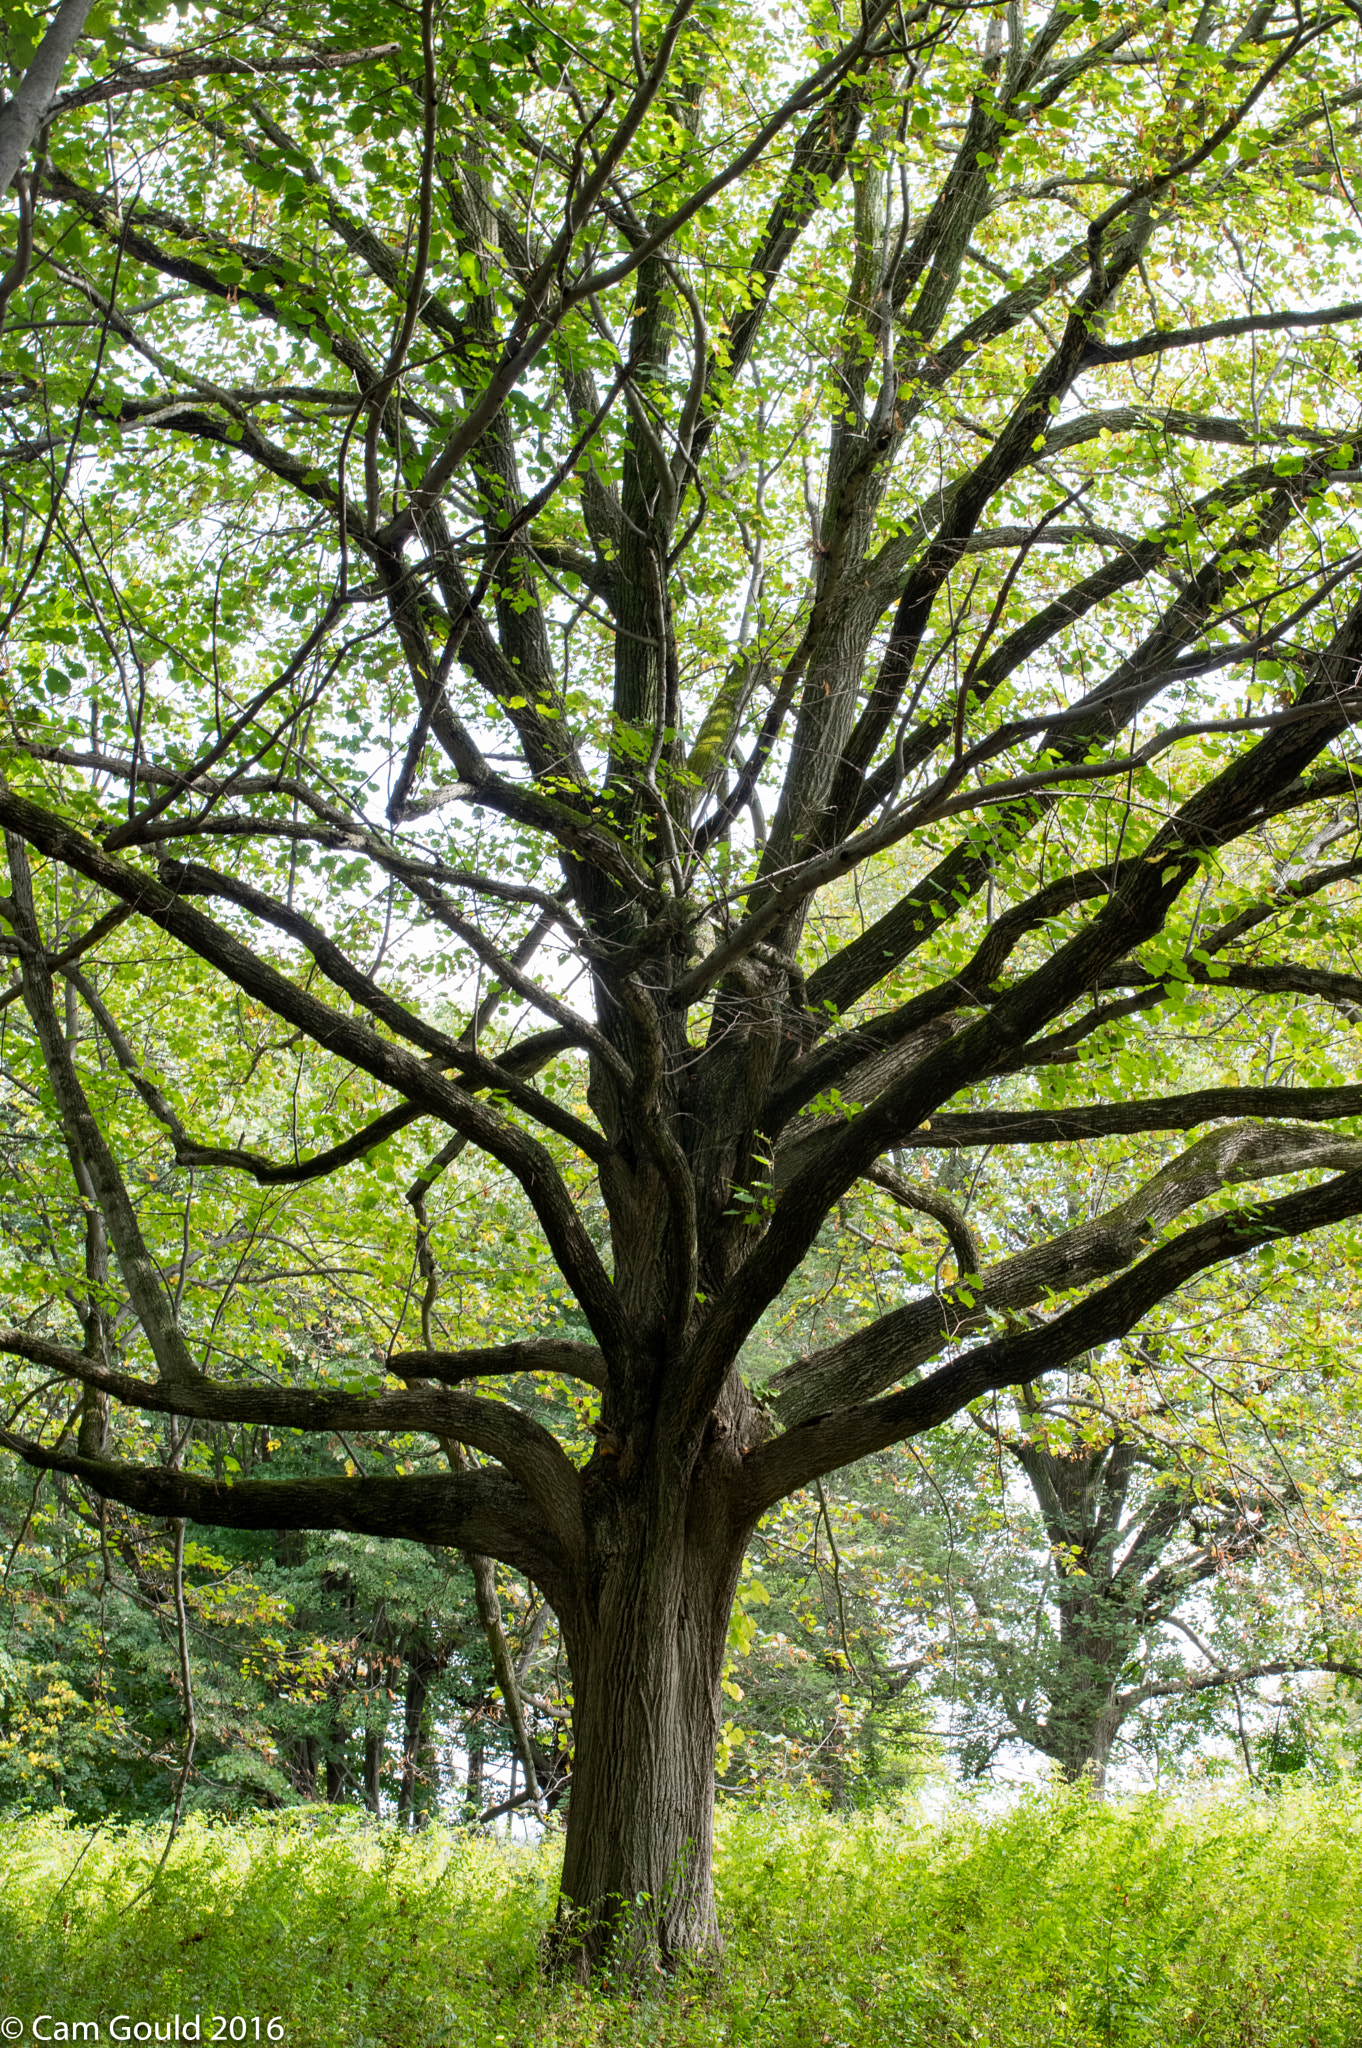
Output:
[1, 1786, 1359, 2046]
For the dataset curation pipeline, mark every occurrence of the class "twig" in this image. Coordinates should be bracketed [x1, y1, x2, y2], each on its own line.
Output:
[814, 1476, 861, 1685]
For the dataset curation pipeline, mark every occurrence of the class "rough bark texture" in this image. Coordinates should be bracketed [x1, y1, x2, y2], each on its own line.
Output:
[544, 1367, 755, 1970]
[554, 1544, 738, 1970]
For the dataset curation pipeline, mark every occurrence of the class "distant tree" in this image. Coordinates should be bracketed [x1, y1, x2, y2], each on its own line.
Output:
[936, 1389, 1362, 1786]
[4, 0, 1362, 1975]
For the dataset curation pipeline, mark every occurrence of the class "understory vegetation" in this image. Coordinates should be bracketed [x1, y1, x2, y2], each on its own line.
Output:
[2, 1789, 1361, 2046]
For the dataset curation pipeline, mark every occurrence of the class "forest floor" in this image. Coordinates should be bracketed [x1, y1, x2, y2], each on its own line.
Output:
[1, 1784, 1359, 2046]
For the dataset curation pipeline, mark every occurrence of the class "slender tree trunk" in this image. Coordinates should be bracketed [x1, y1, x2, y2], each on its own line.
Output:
[465, 1720, 485, 1814]
[418, 1725, 438, 1824]
[398, 1654, 430, 1827]
[467, 1550, 542, 1811]
[363, 1727, 383, 1814]
[823, 1706, 849, 1811]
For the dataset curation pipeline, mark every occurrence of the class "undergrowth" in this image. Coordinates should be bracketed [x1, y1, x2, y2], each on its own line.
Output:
[1, 1784, 1360, 2045]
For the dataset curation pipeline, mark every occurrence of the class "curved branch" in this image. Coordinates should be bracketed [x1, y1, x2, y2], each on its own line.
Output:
[0, 1427, 569, 1597]
[47, 43, 402, 121]
[1083, 299, 1362, 366]
[177, 1102, 423, 1183]
[864, 1163, 979, 1274]
[1114, 957, 1362, 1019]
[742, 1164, 1362, 1513]
[389, 1338, 606, 1391]
[174, 1027, 578, 1183]
[1119, 1655, 1362, 1716]
[0, 1329, 584, 1562]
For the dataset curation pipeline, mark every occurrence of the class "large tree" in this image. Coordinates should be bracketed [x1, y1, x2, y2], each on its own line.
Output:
[3, 0, 1362, 1972]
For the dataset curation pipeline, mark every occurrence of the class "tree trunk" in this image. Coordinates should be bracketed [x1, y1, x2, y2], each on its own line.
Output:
[418, 1725, 439, 1822]
[465, 1721, 485, 1815]
[363, 1727, 383, 1815]
[553, 1521, 741, 1976]
[822, 1704, 849, 1811]
[294, 1734, 317, 1801]
[1048, 1596, 1133, 1790]
[397, 1659, 429, 1828]
[1078, 1706, 1122, 1790]
[1050, 1705, 1123, 1790]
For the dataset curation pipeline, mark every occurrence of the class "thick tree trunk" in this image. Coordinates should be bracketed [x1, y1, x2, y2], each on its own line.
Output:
[1050, 1701, 1120, 1789]
[1073, 1708, 1121, 1790]
[553, 1520, 741, 1976]
[1048, 1600, 1132, 1790]
[1053, 1714, 1117, 1787]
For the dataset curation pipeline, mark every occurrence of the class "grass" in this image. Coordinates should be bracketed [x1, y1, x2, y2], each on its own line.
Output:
[1, 1785, 1360, 2046]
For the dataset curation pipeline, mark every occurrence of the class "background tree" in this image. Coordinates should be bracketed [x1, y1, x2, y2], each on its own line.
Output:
[719, 1074, 1362, 1794]
[946, 1387, 1362, 1788]
[3, 0, 1362, 1974]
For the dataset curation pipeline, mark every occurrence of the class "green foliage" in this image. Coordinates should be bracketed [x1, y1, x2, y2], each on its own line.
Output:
[3, 1789, 1362, 2044]
[0, 1451, 549, 1823]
